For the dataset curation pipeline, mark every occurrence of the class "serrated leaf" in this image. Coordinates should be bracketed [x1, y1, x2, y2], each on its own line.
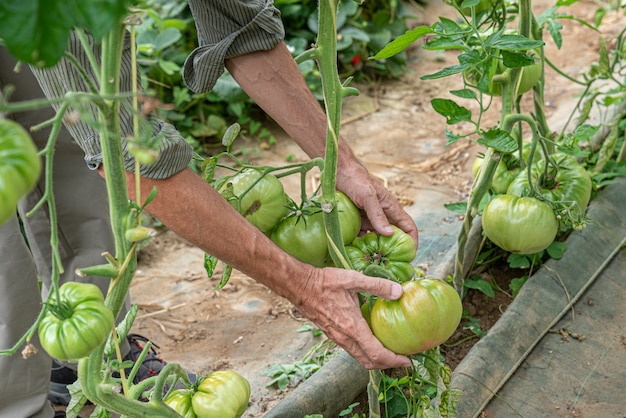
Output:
[373, 26, 434, 59]
[546, 241, 567, 259]
[450, 88, 478, 100]
[486, 34, 544, 51]
[464, 276, 495, 298]
[431, 98, 472, 125]
[444, 202, 467, 214]
[477, 128, 518, 152]
[421, 64, 471, 80]
[444, 128, 462, 145]
[501, 50, 536, 68]
[507, 253, 530, 269]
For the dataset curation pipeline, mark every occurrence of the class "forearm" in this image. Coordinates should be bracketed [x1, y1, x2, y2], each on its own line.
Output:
[124, 167, 314, 302]
[225, 42, 358, 170]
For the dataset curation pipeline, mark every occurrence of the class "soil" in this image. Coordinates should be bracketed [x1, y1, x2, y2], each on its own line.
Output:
[75, 1, 624, 417]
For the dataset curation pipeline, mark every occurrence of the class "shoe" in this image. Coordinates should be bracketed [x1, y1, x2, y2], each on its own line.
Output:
[49, 333, 196, 406]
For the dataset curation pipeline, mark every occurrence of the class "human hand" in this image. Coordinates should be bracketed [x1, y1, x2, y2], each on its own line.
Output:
[291, 266, 412, 370]
[336, 161, 418, 246]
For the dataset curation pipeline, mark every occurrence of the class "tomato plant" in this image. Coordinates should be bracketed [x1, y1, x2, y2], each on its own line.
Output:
[346, 225, 416, 283]
[38, 282, 114, 361]
[164, 370, 250, 418]
[270, 191, 361, 267]
[506, 153, 593, 218]
[0, 118, 42, 225]
[219, 168, 288, 235]
[465, 48, 542, 97]
[366, 278, 462, 355]
[481, 194, 558, 254]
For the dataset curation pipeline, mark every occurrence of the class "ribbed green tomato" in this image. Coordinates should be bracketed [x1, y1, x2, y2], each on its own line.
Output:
[0, 118, 42, 225]
[506, 153, 592, 217]
[38, 282, 114, 361]
[346, 225, 416, 283]
[270, 191, 361, 267]
[164, 390, 197, 418]
[472, 154, 521, 195]
[368, 279, 463, 355]
[482, 195, 558, 254]
[219, 168, 288, 235]
[165, 370, 250, 418]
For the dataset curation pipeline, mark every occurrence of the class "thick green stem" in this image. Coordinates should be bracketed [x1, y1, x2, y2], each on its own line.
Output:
[316, 0, 354, 270]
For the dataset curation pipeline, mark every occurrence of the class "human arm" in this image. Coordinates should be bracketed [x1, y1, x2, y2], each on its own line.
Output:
[121, 167, 412, 370]
[224, 43, 418, 244]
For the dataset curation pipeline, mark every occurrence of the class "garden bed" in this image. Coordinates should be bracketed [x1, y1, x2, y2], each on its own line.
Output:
[119, 0, 626, 417]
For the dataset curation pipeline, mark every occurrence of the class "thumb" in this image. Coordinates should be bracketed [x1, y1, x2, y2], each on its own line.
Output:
[355, 274, 404, 301]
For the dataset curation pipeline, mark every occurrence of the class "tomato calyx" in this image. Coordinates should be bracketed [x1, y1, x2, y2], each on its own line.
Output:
[44, 300, 75, 321]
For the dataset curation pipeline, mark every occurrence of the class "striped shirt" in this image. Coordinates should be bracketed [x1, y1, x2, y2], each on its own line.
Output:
[30, 0, 285, 179]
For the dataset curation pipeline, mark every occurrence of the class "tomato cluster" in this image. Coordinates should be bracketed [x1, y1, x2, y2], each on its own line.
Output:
[479, 151, 592, 254]
[216, 169, 463, 356]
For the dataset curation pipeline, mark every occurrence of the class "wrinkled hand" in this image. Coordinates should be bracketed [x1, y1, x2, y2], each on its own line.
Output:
[336, 160, 418, 245]
[292, 266, 412, 370]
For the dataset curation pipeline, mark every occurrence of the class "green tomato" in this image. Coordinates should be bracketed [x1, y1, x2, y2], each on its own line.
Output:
[506, 153, 592, 218]
[165, 370, 250, 418]
[465, 48, 541, 97]
[270, 191, 361, 267]
[482, 194, 558, 254]
[368, 278, 463, 355]
[0, 118, 42, 225]
[472, 154, 521, 195]
[219, 168, 288, 235]
[38, 282, 114, 361]
[164, 389, 197, 418]
[346, 225, 416, 283]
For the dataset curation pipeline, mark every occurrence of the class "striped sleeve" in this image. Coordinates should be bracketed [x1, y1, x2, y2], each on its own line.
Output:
[183, 0, 285, 93]
[30, 31, 193, 179]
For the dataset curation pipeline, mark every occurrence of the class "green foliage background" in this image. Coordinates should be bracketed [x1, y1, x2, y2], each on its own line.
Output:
[134, 0, 414, 155]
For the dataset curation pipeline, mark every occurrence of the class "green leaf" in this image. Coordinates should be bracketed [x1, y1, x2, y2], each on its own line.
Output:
[203, 253, 218, 277]
[450, 88, 478, 100]
[431, 98, 472, 125]
[444, 129, 462, 145]
[420, 64, 471, 80]
[373, 26, 434, 59]
[477, 128, 518, 153]
[444, 202, 467, 214]
[546, 241, 567, 260]
[464, 275, 495, 298]
[215, 264, 233, 290]
[507, 253, 530, 269]
[0, 0, 132, 67]
[501, 50, 536, 68]
[509, 276, 528, 297]
[537, 7, 565, 49]
[485, 33, 544, 51]
[222, 123, 241, 148]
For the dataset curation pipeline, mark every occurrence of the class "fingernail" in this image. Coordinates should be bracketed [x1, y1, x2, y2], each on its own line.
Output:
[390, 283, 403, 299]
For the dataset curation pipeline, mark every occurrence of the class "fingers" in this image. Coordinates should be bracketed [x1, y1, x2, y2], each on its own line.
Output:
[325, 315, 412, 370]
[295, 268, 411, 370]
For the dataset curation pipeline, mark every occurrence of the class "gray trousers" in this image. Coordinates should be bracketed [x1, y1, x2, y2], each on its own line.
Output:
[0, 49, 131, 418]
